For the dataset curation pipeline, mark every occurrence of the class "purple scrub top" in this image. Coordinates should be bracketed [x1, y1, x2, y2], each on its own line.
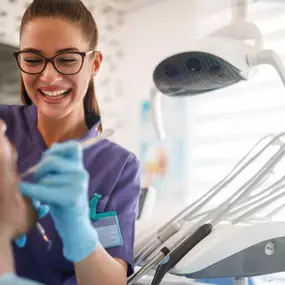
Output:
[0, 104, 140, 285]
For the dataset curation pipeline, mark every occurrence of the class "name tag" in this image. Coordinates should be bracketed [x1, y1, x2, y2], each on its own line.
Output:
[92, 211, 123, 249]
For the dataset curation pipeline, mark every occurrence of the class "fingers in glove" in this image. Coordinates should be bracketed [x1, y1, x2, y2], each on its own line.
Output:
[33, 156, 84, 182]
[15, 235, 27, 248]
[14, 203, 49, 248]
[43, 141, 83, 161]
[19, 173, 88, 207]
[38, 205, 50, 219]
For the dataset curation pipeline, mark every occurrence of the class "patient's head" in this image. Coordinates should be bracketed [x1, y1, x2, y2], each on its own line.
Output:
[0, 120, 37, 240]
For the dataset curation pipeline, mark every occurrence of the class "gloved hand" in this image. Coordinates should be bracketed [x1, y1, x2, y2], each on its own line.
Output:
[14, 200, 50, 248]
[19, 141, 99, 262]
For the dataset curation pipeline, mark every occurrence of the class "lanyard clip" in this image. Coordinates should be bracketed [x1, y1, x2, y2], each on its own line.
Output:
[89, 192, 102, 220]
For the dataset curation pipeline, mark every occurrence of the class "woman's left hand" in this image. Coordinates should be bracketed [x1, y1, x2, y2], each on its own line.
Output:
[19, 141, 99, 262]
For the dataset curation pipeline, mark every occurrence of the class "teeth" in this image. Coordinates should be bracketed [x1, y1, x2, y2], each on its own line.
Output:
[41, 90, 69, 97]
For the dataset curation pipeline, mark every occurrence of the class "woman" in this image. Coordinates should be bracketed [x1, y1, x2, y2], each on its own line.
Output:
[0, 0, 141, 284]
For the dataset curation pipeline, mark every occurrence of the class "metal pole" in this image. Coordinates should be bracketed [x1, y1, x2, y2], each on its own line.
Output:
[232, 0, 248, 21]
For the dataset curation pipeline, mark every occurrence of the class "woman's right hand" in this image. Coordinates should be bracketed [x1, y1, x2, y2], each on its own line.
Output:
[19, 141, 99, 262]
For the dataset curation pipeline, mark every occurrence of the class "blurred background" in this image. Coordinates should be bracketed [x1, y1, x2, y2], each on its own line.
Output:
[2, 0, 285, 283]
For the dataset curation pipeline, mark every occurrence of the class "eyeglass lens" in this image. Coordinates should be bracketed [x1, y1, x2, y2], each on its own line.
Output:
[17, 52, 83, 74]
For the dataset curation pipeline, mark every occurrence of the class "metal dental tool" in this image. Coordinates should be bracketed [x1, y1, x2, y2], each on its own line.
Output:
[36, 223, 52, 251]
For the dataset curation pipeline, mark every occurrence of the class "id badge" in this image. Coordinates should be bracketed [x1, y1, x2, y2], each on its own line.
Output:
[92, 211, 123, 249]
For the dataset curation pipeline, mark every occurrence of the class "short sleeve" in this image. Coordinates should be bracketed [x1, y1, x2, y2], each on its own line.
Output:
[100, 153, 141, 276]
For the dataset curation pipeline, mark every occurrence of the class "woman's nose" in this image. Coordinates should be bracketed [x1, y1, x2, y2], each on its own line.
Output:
[40, 62, 62, 84]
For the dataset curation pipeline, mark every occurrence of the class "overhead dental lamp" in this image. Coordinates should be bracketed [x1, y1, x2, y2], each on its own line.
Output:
[151, 0, 285, 140]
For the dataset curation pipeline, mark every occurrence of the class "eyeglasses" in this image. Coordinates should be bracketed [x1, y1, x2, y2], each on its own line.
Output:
[13, 50, 97, 75]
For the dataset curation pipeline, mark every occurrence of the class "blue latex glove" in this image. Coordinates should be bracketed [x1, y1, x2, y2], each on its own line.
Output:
[14, 200, 50, 248]
[19, 141, 99, 262]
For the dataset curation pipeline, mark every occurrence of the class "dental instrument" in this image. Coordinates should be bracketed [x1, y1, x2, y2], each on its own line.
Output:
[36, 223, 52, 251]
[150, 224, 212, 285]
[21, 128, 114, 249]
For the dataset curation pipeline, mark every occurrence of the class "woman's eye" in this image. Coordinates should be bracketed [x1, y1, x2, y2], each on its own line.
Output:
[57, 58, 78, 64]
[24, 58, 43, 64]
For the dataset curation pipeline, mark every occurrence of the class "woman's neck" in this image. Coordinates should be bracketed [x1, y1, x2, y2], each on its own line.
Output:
[37, 107, 89, 147]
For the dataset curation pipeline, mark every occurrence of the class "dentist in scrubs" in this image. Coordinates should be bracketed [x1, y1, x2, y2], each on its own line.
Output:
[0, 0, 141, 284]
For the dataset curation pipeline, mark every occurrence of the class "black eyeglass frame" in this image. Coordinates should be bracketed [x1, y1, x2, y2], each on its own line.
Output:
[13, 50, 97, 75]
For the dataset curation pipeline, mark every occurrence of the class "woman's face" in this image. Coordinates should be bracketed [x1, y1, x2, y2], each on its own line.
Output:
[20, 17, 101, 119]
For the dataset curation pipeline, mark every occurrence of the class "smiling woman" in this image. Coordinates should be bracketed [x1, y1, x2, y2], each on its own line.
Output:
[17, 14, 102, 145]
[0, 1, 141, 285]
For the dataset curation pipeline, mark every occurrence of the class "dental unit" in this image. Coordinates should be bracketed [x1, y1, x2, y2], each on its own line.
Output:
[129, 0, 285, 284]
[130, 132, 285, 283]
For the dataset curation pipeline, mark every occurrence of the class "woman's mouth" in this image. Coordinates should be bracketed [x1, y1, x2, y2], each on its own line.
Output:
[38, 89, 72, 100]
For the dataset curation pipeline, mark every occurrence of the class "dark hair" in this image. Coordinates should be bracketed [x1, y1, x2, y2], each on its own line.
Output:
[19, 0, 102, 130]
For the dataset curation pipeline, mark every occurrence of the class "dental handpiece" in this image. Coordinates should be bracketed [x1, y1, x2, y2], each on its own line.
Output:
[21, 128, 114, 247]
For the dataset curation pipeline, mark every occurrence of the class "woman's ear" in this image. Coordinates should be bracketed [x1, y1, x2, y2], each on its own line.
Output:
[92, 51, 103, 77]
